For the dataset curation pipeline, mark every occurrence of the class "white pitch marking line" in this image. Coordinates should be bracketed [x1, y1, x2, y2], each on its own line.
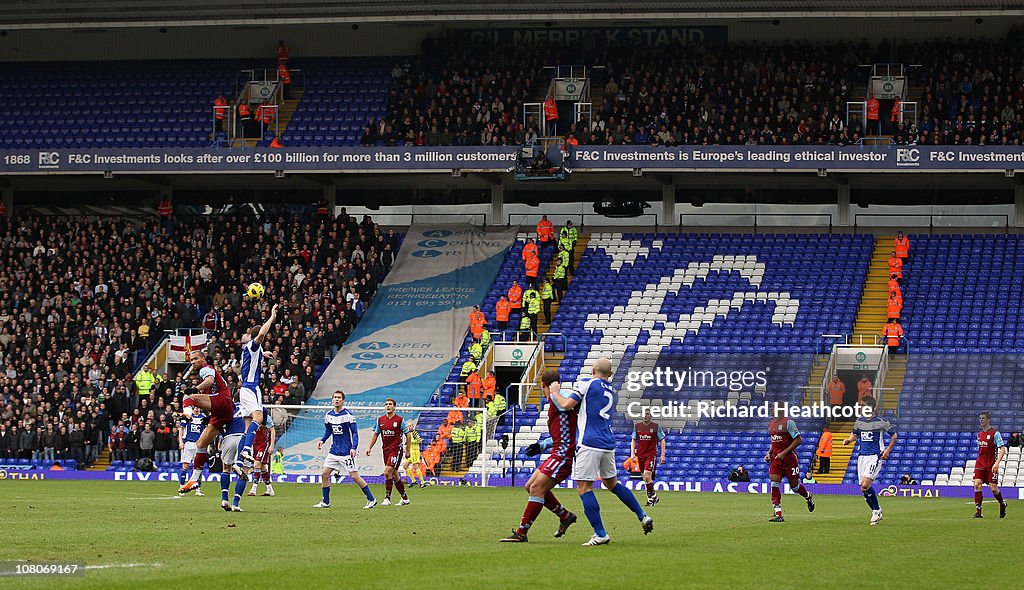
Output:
[84, 563, 161, 570]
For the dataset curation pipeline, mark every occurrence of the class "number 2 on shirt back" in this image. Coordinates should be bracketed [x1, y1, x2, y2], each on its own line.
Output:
[599, 390, 614, 420]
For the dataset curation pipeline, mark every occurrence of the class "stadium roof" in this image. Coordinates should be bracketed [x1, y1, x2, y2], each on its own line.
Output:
[2, 0, 1023, 29]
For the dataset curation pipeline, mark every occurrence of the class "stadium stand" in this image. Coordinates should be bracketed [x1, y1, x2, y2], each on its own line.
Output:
[0, 60, 248, 148]
[0, 210, 401, 471]
[380, 33, 1024, 147]
[423, 231, 880, 482]
[855, 234, 1024, 486]
[281, 57, 394, 147]
[560, 233, 872, 482]
[5, 34, 1024, 149]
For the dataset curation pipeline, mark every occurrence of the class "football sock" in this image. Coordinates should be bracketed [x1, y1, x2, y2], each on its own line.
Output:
[360, 484, 375, 502]
[994, 491, 1005, 506]
[975, 491, 984, 511]
[610, 482, 647, 521]
[864, 487, 880, 511]
[190, 452, 208, 481]
[543, 491, 569, 519]
[178, 468, 187, 486]
[581, 491, 606, 537]
[240, 421, 259, 458]
[385, 479, 393, 498]
[233, 478, 246, 507]
[791, 483, 810, 499]
[263, 470, 271, 483]
[220, 475, 230, 502]
[770, 481, 782, 512]
[395, 479, 407, 498]
[646, 483, 656, 499]
[517, 496, 545, 535]
[322, 487, 331, 505]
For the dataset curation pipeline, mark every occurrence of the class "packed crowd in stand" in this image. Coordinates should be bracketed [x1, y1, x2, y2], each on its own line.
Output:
[0, 208, 400, 468]
[370, 31, 1024, 147]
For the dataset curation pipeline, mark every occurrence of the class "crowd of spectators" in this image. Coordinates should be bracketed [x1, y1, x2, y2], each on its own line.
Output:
[0, 208, 399, 468]
[368, 30, 1024, 148]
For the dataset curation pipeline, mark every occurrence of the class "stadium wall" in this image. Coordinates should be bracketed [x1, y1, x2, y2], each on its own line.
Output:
[0, 18, 1019, 61]
[7, 469, 1024, 501]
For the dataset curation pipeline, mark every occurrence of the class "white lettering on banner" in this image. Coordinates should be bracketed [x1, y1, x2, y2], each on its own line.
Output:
[7, 146, 1024, 173]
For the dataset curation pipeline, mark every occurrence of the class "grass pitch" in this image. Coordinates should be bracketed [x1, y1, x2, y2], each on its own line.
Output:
[0, 480, 1019, 589]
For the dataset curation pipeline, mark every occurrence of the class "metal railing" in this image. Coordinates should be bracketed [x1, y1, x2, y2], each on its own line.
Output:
[876, 344, 891, 407]
[679, 212, 833, 231]
[854, 213, 1010, 232]
[819, 341, 839, 408]
[236, 68, 304, 95]
[214, 104, 280, 145]
[502, 381, 542, 488]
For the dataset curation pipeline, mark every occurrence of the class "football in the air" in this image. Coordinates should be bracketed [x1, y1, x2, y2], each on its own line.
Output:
[246, 282, 265, 299]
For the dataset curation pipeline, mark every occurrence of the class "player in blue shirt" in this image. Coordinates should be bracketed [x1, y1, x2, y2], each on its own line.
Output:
[235, 303, 278, 478]
[218, 403, 249, 512]
[178, 410, 207, 496]
[843, 396, 897, 526]
[313, 390, 376, 509]
[552, 358, 653, 546]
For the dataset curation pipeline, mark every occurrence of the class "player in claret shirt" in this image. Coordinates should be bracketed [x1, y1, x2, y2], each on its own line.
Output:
[630, 408, 666, 507]
[766, 402, 815, 523]
[972, 411, 1008, 519]
[365, 398, 412, 506]
[500, 369, 579, 543]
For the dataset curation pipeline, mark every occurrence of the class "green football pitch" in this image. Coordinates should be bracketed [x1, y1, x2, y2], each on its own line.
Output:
[0, 480, 1019, 589]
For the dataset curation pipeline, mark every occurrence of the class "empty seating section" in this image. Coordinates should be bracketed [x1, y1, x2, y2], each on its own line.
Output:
[900, 235, 1024, 353]
[900, 354, 1024, 432]
[547, 232, 872, 481]
[0, 59, 248, 148]
[0, 57, 394, 149]
[282, 57, 393, 147]
[826, 235, 1024, 485]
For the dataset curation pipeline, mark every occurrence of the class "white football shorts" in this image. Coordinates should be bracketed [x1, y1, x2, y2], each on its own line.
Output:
[324, 453, 358, 474]
[857, 454, 884, 482]
[572, 446, 617, 481]
[181, 441, 208, 464]
[220, 434, 243, 466]
[239, 386, 263, 416]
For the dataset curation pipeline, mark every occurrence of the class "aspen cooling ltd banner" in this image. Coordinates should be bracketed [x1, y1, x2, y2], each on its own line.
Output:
[5, 145, 1024, 173]
[277, 224, 515, 472]
[313, 223, 516, 407]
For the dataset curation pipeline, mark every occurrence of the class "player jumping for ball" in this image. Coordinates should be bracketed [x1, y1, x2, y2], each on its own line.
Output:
[179, 350, 236, 494]
[234, 303, 278, 480]
[765, 401, 815, 522]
